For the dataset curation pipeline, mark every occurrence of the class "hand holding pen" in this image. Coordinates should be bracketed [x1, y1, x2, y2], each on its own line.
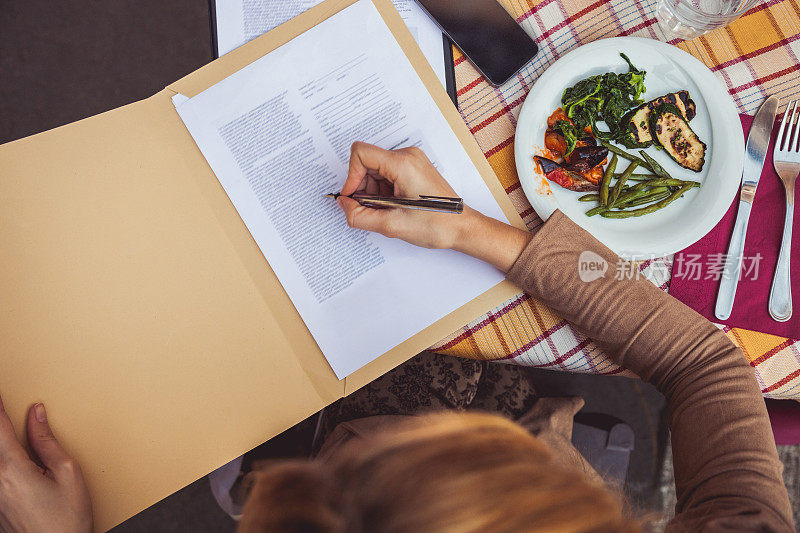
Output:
[334, 143, 468, 249]
[334, 142, 531, 271]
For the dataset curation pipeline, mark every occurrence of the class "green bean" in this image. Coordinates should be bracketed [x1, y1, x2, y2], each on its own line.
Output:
[639, 178, 701, 188]
[621, 191, 671, 208]
[599, 141, 685, 180]
[619, 185, 669, 201]
[586, 182, 649, 216]
[612, 185, 652, 207]
[619, 173, 658, 181]
[638, 150, 673, 181]
[610, 161, 640, 206]
[581, 185, 633, 203]
[600, 140, 650, 168]
[645, 186, 670, 196]
[585, 204, 608, 217]
[628, 182, 653, 191]
[616, 187, 669, 207]
[600, 154, 617, 206]
[589, 183, 649, 216]
[600, 184, 694, 218]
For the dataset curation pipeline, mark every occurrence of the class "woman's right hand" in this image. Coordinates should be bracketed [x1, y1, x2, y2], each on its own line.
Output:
[337, 142, 532, 272]
[337, 142, 473, 250]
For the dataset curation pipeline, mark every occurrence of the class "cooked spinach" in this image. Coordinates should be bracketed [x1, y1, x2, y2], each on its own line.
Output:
[552, 120, 580, 155]
[560, 53, 646, 152]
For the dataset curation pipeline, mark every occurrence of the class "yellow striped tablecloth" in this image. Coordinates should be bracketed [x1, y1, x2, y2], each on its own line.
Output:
[429, 0, 800, 399]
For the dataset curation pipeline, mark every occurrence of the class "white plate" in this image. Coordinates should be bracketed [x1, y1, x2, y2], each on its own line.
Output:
[514, 37, 743, 258]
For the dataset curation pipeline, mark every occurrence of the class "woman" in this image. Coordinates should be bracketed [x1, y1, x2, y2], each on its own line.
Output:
[0, 143, 793, 532]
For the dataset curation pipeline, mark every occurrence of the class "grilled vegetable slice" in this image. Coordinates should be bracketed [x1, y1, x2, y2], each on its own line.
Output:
[546, 168, 600, 192]
[565, 146, 609, 172]
[623, 91, 697, 145]
[534, 155, 563, 175]
[649, 103, 706, 172]
[624, 106, 654, 146]
[534, 156, 599, 192]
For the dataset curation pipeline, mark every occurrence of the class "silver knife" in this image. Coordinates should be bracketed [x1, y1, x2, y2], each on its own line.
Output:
[715, 95, 780, 320]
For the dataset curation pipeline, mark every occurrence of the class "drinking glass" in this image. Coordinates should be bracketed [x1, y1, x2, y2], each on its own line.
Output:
[656, 0, 761, 40]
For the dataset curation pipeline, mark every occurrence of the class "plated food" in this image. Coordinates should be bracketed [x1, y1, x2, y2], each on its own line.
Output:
[533, 54, 707, 219]
[514, 37, 743, 257]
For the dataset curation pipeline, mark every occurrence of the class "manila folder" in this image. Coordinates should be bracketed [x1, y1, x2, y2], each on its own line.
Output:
[0, 0, 524, 529]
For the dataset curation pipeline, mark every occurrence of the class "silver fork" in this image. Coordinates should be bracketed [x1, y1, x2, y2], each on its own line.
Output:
[769, 100, 800, 322]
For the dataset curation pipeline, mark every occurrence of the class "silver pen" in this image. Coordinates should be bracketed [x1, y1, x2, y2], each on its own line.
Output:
[326, 192, 464, 214]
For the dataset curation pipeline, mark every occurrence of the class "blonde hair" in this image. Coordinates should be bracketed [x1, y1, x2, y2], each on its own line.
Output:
[239, 412, 640, 533]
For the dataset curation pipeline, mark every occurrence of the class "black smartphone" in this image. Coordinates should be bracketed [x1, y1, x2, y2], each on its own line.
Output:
[414, 0, 538, 86]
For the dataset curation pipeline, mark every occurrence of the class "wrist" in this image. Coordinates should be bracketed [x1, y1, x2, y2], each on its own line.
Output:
[450, 206, 483, 251]
[451, 207, 532, 272]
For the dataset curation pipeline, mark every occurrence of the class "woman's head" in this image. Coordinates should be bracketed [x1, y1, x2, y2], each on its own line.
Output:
[239, 412, 639, 533]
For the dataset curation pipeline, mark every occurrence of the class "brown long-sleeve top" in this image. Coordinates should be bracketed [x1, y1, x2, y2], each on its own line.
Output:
[321, 210, 794, 531]
[505, 210, 793, 531]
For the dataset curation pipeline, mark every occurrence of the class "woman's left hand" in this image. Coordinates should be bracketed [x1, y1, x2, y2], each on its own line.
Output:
[0, 393, 92, 533]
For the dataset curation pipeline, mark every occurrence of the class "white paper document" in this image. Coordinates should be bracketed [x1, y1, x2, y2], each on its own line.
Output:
[176, 0, 507, 378]
[214, 0, 449, 87]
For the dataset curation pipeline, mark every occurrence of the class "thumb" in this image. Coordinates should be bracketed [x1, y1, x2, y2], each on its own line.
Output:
[337, 196, 393, 235]
[27, 403, 74, 477]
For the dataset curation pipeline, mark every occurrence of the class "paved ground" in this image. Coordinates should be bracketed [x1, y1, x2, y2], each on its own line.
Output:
[779, 445, 800, 527]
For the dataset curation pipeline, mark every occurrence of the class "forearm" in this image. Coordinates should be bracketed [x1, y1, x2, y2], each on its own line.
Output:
[505, 210, 792, 530]
[452, 207, 532, 273]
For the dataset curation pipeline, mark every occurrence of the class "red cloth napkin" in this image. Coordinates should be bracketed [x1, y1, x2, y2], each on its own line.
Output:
[669, 114, 800, 338]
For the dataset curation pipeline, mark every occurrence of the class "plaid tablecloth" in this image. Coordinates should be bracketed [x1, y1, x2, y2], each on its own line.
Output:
[429, 0, 800, 399]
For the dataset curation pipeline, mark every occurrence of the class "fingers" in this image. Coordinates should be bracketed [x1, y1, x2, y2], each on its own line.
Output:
[364, 176, 380, 195]
[0, 392, 26, 463]
[342, 142, 398, 196]
[26, 404, 77, 480]
[337, 197, 394, 236]
[379, 179, 393, 197]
